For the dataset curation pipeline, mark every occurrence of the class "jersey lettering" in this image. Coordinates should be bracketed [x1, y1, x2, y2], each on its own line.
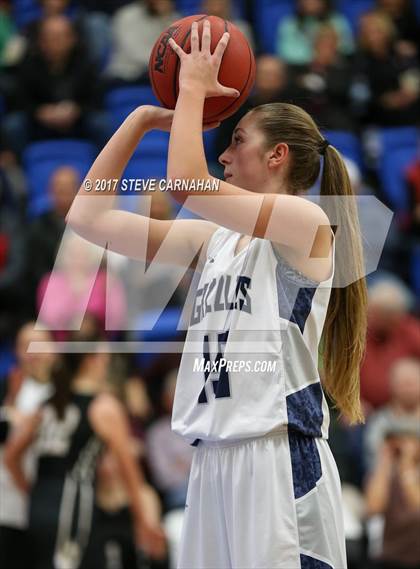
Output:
[191, 275, 252, 325]
[198, 331, 231, 404]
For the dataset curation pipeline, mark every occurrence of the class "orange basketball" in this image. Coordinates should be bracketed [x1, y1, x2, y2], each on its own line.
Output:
[148, 14, 256, 124]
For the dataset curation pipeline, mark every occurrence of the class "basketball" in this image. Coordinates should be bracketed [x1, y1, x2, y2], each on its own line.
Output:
[148, 14, 256, 124]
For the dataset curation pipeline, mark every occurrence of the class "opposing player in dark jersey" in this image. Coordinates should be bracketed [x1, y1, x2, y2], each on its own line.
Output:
[5, 329, 166, 569]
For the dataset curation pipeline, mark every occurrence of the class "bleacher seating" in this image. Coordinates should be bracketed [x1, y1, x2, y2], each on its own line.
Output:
[337, 0, 375, 33]
[105, 86, 161, 131]
[23, 139, 96, 217]
[254, 0, 294, 54]
[12, 0, 40, 28]
[377, 127, 419, 214]
[322, 130, 364, 169]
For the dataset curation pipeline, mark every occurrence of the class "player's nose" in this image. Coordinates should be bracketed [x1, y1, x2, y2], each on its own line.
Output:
[218, 148, 232, 166]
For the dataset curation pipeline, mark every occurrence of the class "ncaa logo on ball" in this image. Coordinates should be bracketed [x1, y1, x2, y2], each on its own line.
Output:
[154, 26, 178, 73]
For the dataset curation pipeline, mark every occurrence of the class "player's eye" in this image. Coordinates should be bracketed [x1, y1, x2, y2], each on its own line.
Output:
[233, 135, 243, 145]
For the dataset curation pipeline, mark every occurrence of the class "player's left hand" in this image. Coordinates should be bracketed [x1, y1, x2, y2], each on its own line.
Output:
[137, 105, 220, 131]
[169, 19, 240, 99]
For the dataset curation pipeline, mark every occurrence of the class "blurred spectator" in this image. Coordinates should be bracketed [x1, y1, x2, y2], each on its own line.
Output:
[37, 232, 127, 338]
[0, 1, 24, 67]
[0, 150, 27, 213]
[293, 24, 356, 130]
[201, 0, 255, 51]
[0, 170, 27, 341]
[364, 426, 420, 568]
[405, 157, 420, 240]
[252, 55, 301, 107]
[0, 322, 55, 569]
[27, 166, 80, 313]
[365, 357, 420, 471]
[360, 278, 420, 409]
[146, 369, 193, 512]
[106, 0, 180, 85]
[376, 0, 420, 55]
[2, 14, 109, 154]
[80, 0, 130, 15]
[214, 55, 304, 164]
[23, 0, 111, 68]
[354, 10, 420, 126]
[276, 0, 354, 66]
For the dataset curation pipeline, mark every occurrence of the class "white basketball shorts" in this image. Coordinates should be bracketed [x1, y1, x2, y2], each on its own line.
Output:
[177, 430, 347, 569]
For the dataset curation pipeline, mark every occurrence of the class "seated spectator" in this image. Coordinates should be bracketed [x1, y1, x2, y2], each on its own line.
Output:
[0, 1, 24, 67]
[214, 55, 304, 163]
[106, 0, 180, 85]
[2, 14, 110, 154]
[24, 0, 111, 68]
[292, 24, 356, 131]
[0, 2, 26, 128]
[80, 0, 130, 15]
[365, 357, 420, 471]
[201, 0, 255, 51]
[0, 150, 27, 214]
[364, 424, 420, 569]
[276, 0, 354, 66]
[37, 232, 127, 338]
[378, 156, 420, 292]
[405, 158, 420, 240]
[252, 55, 301, 106]
[354, 10, 420, 126]
[360, 278, 420, 409]
[376, 0, 420, 56]
[27, 166, 80, 313]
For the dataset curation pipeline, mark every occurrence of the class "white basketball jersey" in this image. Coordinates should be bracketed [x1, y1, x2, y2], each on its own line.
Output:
[172, 227, 335, 444]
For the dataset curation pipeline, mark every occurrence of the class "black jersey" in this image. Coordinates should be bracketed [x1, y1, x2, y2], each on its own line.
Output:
[29, 392, 102, 569]
[35, 392, 100, 480]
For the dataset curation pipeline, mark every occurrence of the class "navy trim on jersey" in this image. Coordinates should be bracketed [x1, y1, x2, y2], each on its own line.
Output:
[300, 554, 333, 568]
[286, 382, 324, 437]
[275, 259, 317, 333]
[288, 431, 322, 499]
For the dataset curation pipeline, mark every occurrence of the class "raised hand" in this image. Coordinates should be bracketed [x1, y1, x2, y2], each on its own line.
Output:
[168, 19, 240, 99]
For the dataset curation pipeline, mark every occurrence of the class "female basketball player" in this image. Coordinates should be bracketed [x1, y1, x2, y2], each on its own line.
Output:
[4, 327, 166, 569]
[65, 20, 367, 569]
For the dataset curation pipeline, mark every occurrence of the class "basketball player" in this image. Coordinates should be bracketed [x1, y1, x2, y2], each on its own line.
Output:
[66, 20, 367, 569]
[4, 328, 166, 569]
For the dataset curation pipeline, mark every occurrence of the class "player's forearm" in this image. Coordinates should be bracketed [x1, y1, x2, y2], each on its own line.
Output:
[4, 448, 30, 494]
[67, 107, 151, 230]
[167, 85, 210, 198]
[114, 445, 149, 525]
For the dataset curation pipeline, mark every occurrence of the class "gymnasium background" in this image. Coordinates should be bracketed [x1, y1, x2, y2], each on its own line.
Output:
[0, 1, 419, 568]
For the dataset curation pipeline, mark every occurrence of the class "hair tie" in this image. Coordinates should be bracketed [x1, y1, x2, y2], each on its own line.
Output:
[319, 139, 330, 155]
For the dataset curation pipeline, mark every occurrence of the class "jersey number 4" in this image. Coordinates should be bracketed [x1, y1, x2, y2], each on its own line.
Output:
[198, 331, 231, 403]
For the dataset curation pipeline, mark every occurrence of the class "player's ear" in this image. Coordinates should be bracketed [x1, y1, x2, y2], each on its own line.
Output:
[267, 143, 289, 169]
